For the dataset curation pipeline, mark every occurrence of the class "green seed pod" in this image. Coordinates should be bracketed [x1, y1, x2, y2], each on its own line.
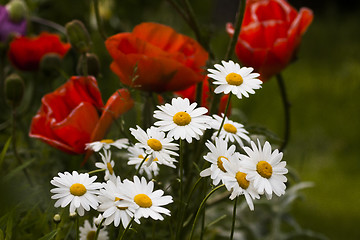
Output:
[76, 53, 100, 78]
[65, 20, 91, 54]
[4, 73, 24, 108]
[40, 53, 62, 77]
[6, 0, 27, 23]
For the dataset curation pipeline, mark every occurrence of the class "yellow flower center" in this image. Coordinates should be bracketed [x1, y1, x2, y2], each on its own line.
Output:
[235, 171, 250, 189]
[217, 156, 228, 172]
[86, 230, 96, 240]
[256, 161, 273, 179]
[226, 73, 243, 86]
[106, 162, 114, 175]
[147, 138, 162, 151]
[100, 139, 114, 144]
[70, 183, 87, 196]
[173, 111, 191, 126]
[138, 155, 158, 162]
[223, 123, 237, 134]
[115, 197, 128, 210]
[134, 193, 152, 208]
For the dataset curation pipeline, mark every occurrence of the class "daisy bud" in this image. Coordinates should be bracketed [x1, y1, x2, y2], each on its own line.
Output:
[4, 73, 24, 108]
[6, 0, 27, 23]
[65, 20, 91, 54]
[76, 53, 100, 78]
[94, 214, 104, 229]
[40, 53, 62, 77]
[53, 214, 61, 224]
[69, 212, 77, 220]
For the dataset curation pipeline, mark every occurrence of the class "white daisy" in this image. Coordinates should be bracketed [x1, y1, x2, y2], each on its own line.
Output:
[130, 126, 178, 166]
[79, 218, 108, 240]
[119, 176, 173, 221]
[207, 60, 262, 99]
[128, 146, 163, 178]
[241, 140, 288, 199]
[97, 177, 138, 228]
[153, 97, 212, 143]
[222, 158, 260, 211]
[211, 114, 251, 147]
[95, 149, 116, 182]
[50, 171, 102, 216]
[200, 138, 240, 186]
[85, 138, 129, 152]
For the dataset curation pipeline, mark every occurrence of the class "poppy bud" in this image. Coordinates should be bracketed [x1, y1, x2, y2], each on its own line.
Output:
[76, 53, 100, 78]
[40, 53, 62, 77]
[65, 20, 91, 54]
[4, 73, 24, 108]
[6, 0, 27, 23]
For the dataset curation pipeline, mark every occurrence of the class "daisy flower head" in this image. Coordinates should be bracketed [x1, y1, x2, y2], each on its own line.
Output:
[120, 176, 173, 221]
[211, 114, 251, 147]
[50, 171, 102, 216]
[241, 140, 288, 199]
[128, 145, 163, 178]
[130, 126, 178, 166]
[85, 138, 129, 152]
[207, 60, 262, 99]
[95, 149, 116, 182]
[97, 177, 138, 228]
[79, 218, 108, 240]
[200, 138, 240, 186]
[222, 158, 260, 211]
[153, 97, 212, 143]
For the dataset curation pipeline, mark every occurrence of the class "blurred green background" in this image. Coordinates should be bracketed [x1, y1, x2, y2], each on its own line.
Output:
[1, 0, 359, 239]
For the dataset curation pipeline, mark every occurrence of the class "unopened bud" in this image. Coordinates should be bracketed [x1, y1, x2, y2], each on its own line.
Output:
[53, 214, 61, 224]
[40, 53, 62, 77]
[69, 212, 77, 220]
[65, 20, 91, 54]
[76, 53, 100, 78]
[6, 0, 27, 23]
[4, 73, 24, 108]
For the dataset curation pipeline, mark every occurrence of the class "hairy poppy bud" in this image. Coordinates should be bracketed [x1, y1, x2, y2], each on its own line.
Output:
[40, 53, 62, 77]
[65, 20, 91, 54]
[4, 73, 24, 108]
[76, 53, 100, 78]
[6, 0, 27, 23]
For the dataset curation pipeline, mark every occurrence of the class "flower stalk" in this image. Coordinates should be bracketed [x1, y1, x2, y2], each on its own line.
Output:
[276, 73, 291, 151]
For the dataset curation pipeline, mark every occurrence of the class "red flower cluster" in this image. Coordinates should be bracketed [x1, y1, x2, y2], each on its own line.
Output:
[8, 32, 71, 71]
[105, 22, 209, 92]
[29, 76, 134, 154]
[227, 0, 313, 81]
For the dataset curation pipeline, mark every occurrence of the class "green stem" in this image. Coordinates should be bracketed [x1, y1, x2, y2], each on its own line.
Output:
[92, 0, 107, 40]
[75, 214, 79, 240]
[30, 16, 66, 34]
[216, 93, 232, 138]
[224, 0, 246, 61]
[179, 139, 184, 206]
[94, 218, 105, 240]
[119, 216, 134, 240]
[135, 154, 149, 176]
[188, 184, 224, 240]
[195, 81, 203, 106]
[82, 52, 88, 77]
[276, 74, 291, 151]
[88, 168, 105, 175]
[230, 197, 238, 240]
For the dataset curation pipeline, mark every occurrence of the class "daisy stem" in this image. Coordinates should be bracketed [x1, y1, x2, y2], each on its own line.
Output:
[230, 197, 238, 240]
[75, 214, 79, 240]
[135, 154, 149, 176]
[179, 139, 184, 207]
[216, 93, 232, 138]
[94, 218, 105, 240]
[92, 0, 107, 41]
[276, 73, 291, 151]
[119, 216, 134, 240]
[188, 184, 224, 240]
[88, 168, 105, 175]
[224, 0, 246, 61]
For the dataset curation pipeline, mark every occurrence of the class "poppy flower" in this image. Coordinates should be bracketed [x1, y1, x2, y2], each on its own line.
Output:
[29, 76, 134, 154]
[175, 76, 230, 115]
[226, 0, 313, 81]
[8, 32, 71, 71]
[105, 22, 208, 92]
[0, 5, 27, 42]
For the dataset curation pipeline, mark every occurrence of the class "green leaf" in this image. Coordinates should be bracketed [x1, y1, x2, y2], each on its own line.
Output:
[0, 229, 4, 240]
[0, 137, 12, 169]
[4, 212, 13, 240]
[38, 230, 58, 240]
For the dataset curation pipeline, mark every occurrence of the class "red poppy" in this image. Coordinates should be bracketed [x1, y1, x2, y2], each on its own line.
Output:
[105, 22, 209, 92]
[29, 76, 134, 154]
[8, 32, 71, 71]
[226, 0, 313, 81]
[176, 76, 230, 115]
